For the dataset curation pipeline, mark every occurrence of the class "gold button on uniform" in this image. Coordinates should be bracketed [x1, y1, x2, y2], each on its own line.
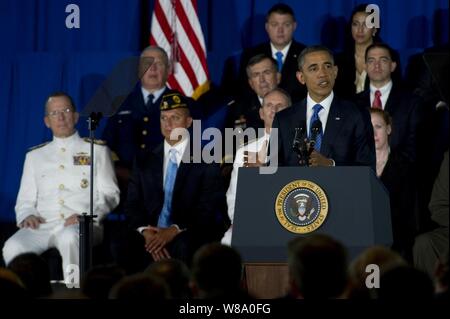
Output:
[59, 199, 64, 205]
[140, 144, 146, 149]
[61, 148, 66, 152]
[60, 213, 65, 219]
[59, 184, 65, 190]
[142, 130, 147, 136]
[143, 117, 149, 122]
[59, 165, 65, 170]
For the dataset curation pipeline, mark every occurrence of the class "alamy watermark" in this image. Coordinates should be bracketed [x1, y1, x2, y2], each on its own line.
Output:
[65, 4, 80, 29]
[170, 120, 278, 175]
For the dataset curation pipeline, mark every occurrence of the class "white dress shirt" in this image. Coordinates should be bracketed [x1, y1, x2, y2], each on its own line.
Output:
[370, 80, 393, 110]
[141, 86, 167, 105]
[306, 91, 334, 137]
[270, 41, 292, 64]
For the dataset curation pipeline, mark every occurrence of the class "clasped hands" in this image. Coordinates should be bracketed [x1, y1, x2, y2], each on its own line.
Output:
[142, 225, 180, 261]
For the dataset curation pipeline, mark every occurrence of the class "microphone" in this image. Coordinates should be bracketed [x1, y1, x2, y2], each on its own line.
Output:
[309, 120, 322, 152]
[292, 120, 307, 154]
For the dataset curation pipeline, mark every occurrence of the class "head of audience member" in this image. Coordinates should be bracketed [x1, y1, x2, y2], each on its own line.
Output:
[81, 265, 126, 299]
[348, 3, 380, 48]
[246, 54, 281, 99]
[160, 92, 193, 146]
[7, 253, 52, 298]
[191, 243, 248, 299]
[370, 108, 392, 152]
[140, 46, 171, 92]
[347, 246, 407, 299]
[0, 268, 28, 298]
[265, 3, 297, 50]
[297, 45, 338, 103]
[260, 88, 292, 133]
[365, 43, 397, 88]
[44, 92, 78, 138]
[287, 234, 348, 299]
[145, 259, 191, 299]
[377, 265, 435, 299]
[109, 273, 169, 300]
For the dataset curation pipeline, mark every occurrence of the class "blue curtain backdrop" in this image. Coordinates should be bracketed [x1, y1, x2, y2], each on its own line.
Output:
[0, 0, 448, 221]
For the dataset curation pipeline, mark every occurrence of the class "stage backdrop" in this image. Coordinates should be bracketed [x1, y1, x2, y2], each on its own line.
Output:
[0, 0, 448, 221]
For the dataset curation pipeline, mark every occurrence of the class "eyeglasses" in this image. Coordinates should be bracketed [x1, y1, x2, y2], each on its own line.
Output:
[46, 108, 73, 118]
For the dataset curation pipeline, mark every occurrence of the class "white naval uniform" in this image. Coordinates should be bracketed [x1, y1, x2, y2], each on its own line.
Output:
[221, 134, 269, 246]
[2, 131, 120, 280]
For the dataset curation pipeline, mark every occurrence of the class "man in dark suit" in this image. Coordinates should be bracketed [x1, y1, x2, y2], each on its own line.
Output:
[272, 45, 375, 168]
[114, 92, 227, 273]
[229, 54, 280, 131]
[237, 3, 307, 104]
[354, 43, 424, 163]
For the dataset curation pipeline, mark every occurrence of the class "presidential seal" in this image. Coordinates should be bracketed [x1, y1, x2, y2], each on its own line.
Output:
[275, 180, 328, 234]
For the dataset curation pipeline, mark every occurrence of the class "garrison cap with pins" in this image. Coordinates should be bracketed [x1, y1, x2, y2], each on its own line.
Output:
[160, 92, 190, 111]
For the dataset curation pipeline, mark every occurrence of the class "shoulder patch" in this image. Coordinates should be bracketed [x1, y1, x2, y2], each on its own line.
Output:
[28, 142, 49, 152]
[83, 138, 106, 145]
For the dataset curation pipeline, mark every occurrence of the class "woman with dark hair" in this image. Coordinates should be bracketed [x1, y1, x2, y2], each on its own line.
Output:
[335, 4, 402, 99]
[370, 108, 418, 261]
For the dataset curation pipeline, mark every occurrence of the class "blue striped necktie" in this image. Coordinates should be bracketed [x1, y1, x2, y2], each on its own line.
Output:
[158, 148, 178, 228]
[309, 104, 323, 152]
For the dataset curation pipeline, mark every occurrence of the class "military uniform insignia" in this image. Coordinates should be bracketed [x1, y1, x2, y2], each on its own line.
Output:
[73, 154, 91, 165]
[83, 137, 106, 145]
[275, 180, 328, 234]
[28, 142, 49, 152]
[161, 101, 169, 110]
[80, 178, 89, 189]
[173, 95, 181, 104]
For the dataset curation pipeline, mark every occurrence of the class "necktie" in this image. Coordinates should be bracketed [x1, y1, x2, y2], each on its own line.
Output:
[372, 90, 382, 109]
[309, 104, 323, 152]
[158, 149, 178, 227]
[275, 51, 283, 72]
[146, 93, 154, 111]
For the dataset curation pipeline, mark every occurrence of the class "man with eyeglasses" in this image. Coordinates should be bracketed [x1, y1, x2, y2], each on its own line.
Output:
[2, 92, 120, 283]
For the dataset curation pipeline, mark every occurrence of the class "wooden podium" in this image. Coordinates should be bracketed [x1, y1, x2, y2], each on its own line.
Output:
[243, 263, 289, 299]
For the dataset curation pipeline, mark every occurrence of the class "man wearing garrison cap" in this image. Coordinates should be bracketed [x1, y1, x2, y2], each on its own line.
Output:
[115, 92, 228, 273]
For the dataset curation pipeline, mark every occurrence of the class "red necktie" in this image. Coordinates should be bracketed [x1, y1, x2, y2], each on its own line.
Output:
[372, 90, 382, 109]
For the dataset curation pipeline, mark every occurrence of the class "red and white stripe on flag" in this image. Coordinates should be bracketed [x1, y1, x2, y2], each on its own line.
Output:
[150, 0, 210, 99]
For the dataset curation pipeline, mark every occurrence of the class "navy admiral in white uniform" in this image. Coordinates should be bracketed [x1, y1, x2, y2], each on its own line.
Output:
[2, 92, 120, 281]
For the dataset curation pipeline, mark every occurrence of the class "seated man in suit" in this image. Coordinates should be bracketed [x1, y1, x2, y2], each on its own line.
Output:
[237, 3, 307, 104]
[2, 92, 120, 283]
[354, 43, 424, 163]
[115, 92, 228, 273]
[271, 45, 375, 168]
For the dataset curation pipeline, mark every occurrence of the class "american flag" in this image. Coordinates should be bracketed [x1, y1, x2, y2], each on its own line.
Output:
[150, 0, 210, 99]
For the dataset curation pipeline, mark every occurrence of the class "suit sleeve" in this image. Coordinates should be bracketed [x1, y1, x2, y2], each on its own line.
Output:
[352, 106, 376, 169]
[190, 164, 228, 241]
[125, 157, 151, 230]
[429, 151, 449, 227]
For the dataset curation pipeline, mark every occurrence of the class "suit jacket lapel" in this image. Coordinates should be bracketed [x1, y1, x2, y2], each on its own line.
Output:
[172, 139, 194, 197]
[321, 98, 343, 157]
[150, 144, 164, 193]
